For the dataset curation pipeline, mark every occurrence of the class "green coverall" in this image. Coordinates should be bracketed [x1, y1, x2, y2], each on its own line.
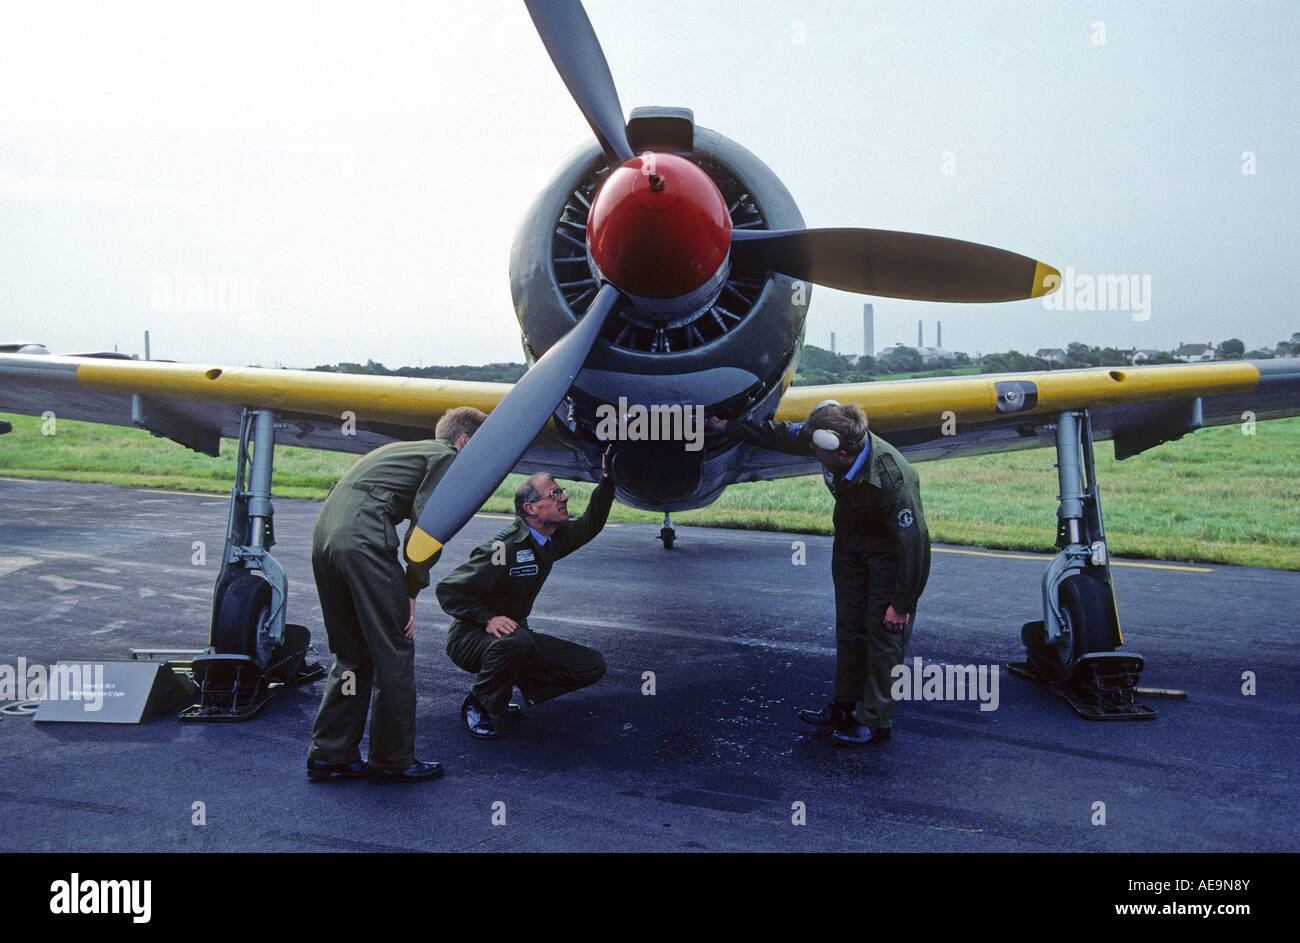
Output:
[728, 420, 931, 730]
[307, 437, 457, 773]
[437, 477, 614, 715]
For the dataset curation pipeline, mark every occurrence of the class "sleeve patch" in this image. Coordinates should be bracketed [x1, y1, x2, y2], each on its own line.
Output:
[896, 508, 915, 529]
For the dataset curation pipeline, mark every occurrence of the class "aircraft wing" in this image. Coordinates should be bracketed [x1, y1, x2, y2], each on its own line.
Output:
[0, 350, 593, 478]
[761, 359, 1300, 472]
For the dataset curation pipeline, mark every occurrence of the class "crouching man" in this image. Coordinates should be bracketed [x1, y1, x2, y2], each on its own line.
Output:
[437, 448, 615, 740]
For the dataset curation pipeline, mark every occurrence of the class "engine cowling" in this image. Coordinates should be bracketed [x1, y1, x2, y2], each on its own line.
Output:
[508, 112, 811, 509]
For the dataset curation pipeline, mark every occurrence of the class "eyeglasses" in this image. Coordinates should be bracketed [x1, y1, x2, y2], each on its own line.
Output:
[542, 488, 566, 501]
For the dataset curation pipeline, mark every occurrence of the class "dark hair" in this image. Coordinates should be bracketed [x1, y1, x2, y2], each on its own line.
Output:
[806, 403, 868, 452]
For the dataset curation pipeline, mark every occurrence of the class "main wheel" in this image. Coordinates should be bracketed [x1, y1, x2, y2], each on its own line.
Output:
[660, 527, 675, 549]
[214, 574, 274, 668]
[1059, 574, 1114, 662]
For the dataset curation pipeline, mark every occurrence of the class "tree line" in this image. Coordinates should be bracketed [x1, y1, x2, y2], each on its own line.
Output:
[309, 332, 1298, 388]
[310, 360, 526, 382]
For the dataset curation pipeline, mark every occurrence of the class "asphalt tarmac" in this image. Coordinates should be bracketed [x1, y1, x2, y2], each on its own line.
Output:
[0, 477, 1296, 853]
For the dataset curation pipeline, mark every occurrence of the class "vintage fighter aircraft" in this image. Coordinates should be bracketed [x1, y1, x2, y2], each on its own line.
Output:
[3, 0, 1298, 720]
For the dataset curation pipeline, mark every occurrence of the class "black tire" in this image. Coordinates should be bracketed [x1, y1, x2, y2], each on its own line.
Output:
[660, 527, 675, 550]
[214, 575, 273, 666]
[1059, 574, 1114, 660]
[267, 623, 310, 681]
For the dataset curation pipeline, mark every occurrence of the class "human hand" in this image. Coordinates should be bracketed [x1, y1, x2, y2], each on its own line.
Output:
[486, 615, 518, 638]
[404, 598, 416, 639]
[705, 416, 728, 435]
[601, 445, 614, 480]
[884, 605, 909, 633]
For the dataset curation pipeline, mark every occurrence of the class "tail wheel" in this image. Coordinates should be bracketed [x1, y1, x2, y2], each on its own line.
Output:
[1059, 574, 1114, 661]
[214, 574, 275, 668]
[660, 527, 675, 549]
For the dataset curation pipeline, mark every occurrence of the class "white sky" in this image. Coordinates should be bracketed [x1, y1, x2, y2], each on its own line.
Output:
[1, 0, 1296, 366]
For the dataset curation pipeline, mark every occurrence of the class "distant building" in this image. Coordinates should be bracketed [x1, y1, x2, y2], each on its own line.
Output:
[879, 342, 955, 364]
[1131, 349, 1164, 363]
[919, 347, 956, 363]
[1035, 348, 1066, 364]
[1175, 342, 1214, 363]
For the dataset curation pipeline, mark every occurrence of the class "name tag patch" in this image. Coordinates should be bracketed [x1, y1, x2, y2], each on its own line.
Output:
[515, 549, 535, 563]
[509, 564, 539, 578]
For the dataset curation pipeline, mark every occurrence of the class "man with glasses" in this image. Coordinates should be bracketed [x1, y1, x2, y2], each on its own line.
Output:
[437, 448, 615, 740]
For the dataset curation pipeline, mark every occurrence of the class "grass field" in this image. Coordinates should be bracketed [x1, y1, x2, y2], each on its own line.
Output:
[3, 411, 1298, 570]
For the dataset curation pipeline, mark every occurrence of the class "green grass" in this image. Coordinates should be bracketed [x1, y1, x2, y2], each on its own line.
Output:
[3, 411, 1297, 570]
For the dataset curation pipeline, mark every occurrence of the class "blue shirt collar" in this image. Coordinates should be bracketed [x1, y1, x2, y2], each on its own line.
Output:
[842, 437, 871, 482]
[526, 524, 550, 546]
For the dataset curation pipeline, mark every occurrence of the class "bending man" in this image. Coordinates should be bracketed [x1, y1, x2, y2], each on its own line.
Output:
[307, 406, 486, 783]
[709, 402, 930, 746]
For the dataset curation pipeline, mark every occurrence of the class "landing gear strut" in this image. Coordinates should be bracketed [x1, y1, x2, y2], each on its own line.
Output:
[659, 512, 676, 549]
[180, 408, 324, 721]
[1009, 410, 1155, 720]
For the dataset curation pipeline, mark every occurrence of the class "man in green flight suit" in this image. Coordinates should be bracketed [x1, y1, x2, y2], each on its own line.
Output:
[708, 402, 930, 747]
[307, 405, 486, 784]
[437, 447, 614, 740]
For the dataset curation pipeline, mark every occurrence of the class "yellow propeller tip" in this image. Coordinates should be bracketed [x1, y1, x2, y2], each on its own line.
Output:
[406, 527, 443, 563]
[1031, 261, 1062, 298]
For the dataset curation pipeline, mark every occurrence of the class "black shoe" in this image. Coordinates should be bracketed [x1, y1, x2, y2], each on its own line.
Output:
[306, 757, 369, 782]
[797, 702, 855, 728]
[462, 694, 499, 739]
[831, 725, 892, 747]
[367, 759, 445, 784]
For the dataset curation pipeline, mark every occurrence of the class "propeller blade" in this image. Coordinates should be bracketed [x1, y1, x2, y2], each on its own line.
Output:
[524, 0, 633, 166]
[406, 284, 624, 562]
[730, 228, 1060, 303]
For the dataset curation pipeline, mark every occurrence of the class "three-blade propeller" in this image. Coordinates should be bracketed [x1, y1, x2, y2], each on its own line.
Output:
[406, 0, 1060, 562]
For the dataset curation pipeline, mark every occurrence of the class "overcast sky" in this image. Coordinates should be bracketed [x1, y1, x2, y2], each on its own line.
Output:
[1, 0, 1296, 367]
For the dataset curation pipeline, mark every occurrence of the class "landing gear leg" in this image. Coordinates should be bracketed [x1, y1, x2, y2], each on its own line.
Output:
[659, 512, 676, 550]
[180, 408, 325, 721]
[1009, 410, 1155, 720]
